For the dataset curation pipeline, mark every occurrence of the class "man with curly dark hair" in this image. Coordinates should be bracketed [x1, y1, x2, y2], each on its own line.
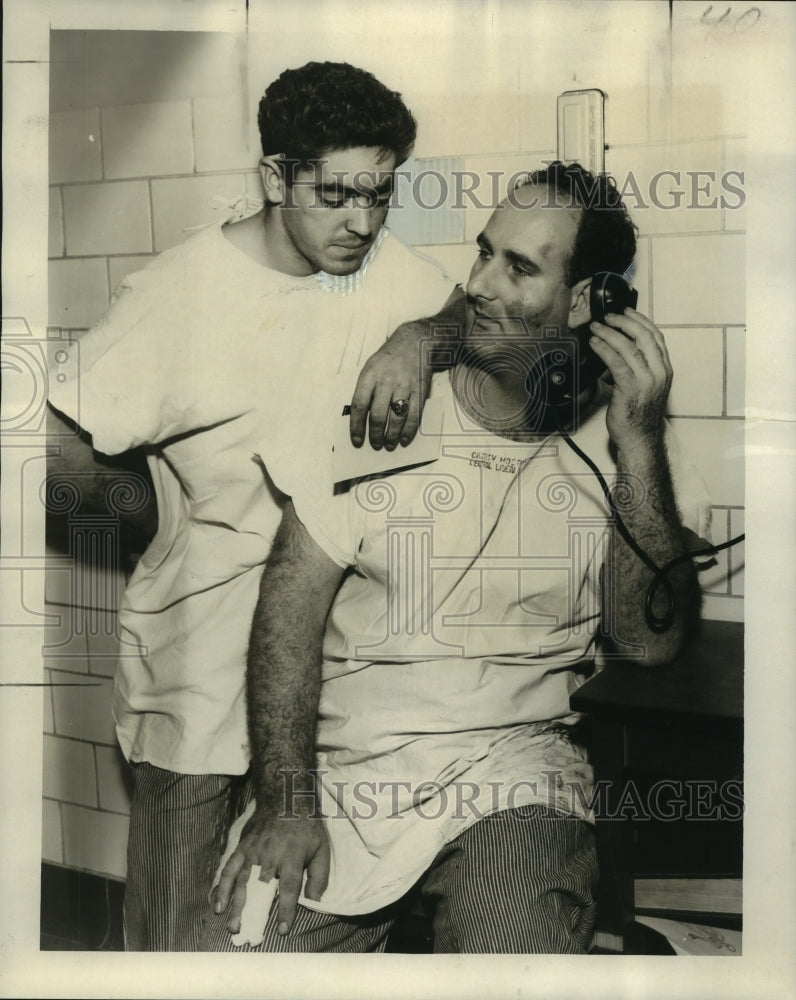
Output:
[204, 164, 711, 953]
[48, 60, 458, 951]
[257, 61, 418, 175]
[223, 61, 419, 283]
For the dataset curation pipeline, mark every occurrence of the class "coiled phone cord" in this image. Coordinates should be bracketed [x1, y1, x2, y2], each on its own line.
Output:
[553, 410, 745, 634]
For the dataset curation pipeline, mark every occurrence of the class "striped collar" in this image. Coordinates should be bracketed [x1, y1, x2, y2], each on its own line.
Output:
[314, 227, 388, 295]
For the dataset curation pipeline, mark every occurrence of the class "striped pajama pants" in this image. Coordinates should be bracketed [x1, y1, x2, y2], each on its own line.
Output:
[124, 763, 596, 953]
[199, 804, 598, 954]
[123, 763, 252, 951]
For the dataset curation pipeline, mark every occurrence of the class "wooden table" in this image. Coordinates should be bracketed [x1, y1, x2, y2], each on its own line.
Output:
[570, 619, 744, 953]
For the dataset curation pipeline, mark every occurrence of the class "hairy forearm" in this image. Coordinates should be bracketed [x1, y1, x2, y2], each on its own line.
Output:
[392, 285, 467, 371]
[603, 435, 701, 664]
[246, 504, 342, 815]
[247, 586, 323, 813]
[349, 285, 469, 449]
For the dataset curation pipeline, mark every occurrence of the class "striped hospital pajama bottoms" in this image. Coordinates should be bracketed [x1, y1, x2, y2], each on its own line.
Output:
[123, 762, 251, 951]
[199, 804, 597, 954]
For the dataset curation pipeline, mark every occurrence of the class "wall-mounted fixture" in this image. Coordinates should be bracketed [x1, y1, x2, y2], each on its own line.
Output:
[557, 89, 606, 174]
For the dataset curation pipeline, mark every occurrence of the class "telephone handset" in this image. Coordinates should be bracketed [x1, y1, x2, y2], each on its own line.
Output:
[526, 271, 638, 415]
[524, 271, 744, 635]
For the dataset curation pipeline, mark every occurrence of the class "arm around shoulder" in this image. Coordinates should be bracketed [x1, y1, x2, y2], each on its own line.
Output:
[349, 285, 467, 450]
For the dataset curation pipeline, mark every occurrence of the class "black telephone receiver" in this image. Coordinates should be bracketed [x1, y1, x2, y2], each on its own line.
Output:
[526, 272, 638, 417]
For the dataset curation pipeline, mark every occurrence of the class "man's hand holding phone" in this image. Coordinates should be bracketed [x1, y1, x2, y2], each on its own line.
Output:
[588, 307, 673, 454]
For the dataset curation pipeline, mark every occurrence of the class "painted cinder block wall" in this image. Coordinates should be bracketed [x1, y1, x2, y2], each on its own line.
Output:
[44, 19, 745, 880]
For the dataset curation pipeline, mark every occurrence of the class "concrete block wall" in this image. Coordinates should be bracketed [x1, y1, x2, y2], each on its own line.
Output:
[45, 17, 746, 880]
[42, 555, 131, 878]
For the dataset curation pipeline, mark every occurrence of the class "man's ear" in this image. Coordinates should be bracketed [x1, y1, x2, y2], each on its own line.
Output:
[567, 277, 592, 329]
[259, 155, 287, 206]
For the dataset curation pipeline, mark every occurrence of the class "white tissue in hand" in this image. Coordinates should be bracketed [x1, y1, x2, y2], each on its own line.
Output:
[230, 865, 278, 948]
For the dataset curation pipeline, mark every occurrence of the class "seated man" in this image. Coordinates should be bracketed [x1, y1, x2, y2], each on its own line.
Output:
[206, 162, 711, 953]
[46, 60, 457, 951]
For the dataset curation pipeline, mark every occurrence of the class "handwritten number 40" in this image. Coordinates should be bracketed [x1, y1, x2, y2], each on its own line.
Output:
[701, 6, 762, 33]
